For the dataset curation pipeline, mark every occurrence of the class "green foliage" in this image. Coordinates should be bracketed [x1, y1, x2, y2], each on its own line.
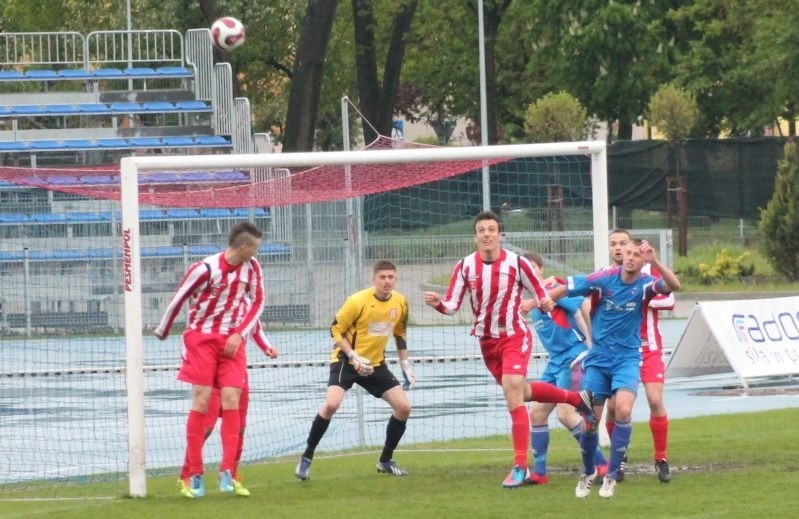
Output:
[758, 141, 799, 281]
[647, 84, 698, 142]
[689, 249, 754, 284]
[523, 91, 588, 142]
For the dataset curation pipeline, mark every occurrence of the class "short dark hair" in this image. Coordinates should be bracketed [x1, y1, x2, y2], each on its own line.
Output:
[631, 238, 643, 246]
[473, 210, 502, 233]
[610, 228, 631, 239]
[228, 221, 263, 247]
[523, 251, 543, 268]
[373, 259, 396, 274]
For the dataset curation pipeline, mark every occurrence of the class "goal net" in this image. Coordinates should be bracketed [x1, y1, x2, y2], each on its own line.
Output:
[0, 137, 608, 497]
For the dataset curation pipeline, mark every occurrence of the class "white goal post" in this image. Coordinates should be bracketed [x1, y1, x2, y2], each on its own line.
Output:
[120, 141, 608, 497]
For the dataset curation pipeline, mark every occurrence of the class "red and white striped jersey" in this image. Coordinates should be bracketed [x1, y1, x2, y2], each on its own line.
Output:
[155, 251, 264, 338]
[251, 321, 273, 355]
[434, 249, 548, 339]
[640, 263, 675, 353]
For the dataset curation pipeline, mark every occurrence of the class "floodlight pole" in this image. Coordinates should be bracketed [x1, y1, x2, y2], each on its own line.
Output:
[478, 0, 491, 211]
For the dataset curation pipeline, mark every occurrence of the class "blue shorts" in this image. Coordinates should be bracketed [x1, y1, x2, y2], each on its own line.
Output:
[540, 362, 583, 392]
[581, 348, 640, 400]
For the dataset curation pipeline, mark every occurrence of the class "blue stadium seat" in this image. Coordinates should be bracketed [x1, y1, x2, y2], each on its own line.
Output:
[214, 171, 249, 181]
[128, 137, 163, 147]
[155, 66, 192, 77]
[182, 171, 216, 182]
[80, 175, 115, 185]
[12, 105, 49, 115]
[29, 213, 67, 223]
[260, 243, 291, 255]
[0, 70, 25, 80]
[63, 139, 98, 149]
[47, 176, 80, 185]
[161, 136, 196, 147]
[96, 138, 129, 148]
[77, 103, 113, 114]
[0, 106, 13, 116]
[142, 102, 176, 112]
[0, 141, 31, 151]
[110, 102, 144, 112]
[142, 246, 183, 257]
[43, 104, 82, 114]
[199, 208, 233, 218]
[91, 68, 125, 78]
[143, 172, 179, 183]
[175, 101, 212, 112]
[25, 69, 59, 80]
[123, 67, 157, 77]
[165, 208, 200, 219]
[0, 214, 29, 223]
[29, 140, 65, 150]
[57, 69, 92, 79]
[232, 207, 268, 217]
[87, 248, 113, 259]
[139, 209, 165, 220]
[66, 212, 104, 222]
[0, 250, 24, 261]
[193, 135, 231, 146]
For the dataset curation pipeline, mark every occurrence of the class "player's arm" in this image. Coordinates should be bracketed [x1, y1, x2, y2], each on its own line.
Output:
[252, 321, 278, 358]
[518, 256, 553, 311]
[641, 241, 681, 293]
[648, 267, 676, 310]
[331, 297, 373, 376]
[575, 297, 592, 347]
[394, 298, 415, 389]
[424, 260, 467, 315]
[153, 262, 209, 340]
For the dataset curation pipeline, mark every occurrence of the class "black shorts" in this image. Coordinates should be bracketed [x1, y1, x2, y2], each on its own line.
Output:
[328, 361, 400, 398]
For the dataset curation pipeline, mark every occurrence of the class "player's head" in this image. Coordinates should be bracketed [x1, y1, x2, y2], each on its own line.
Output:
[372, 259, 397, 300]
[523, 251, 544, 276]
[473, 211, 502, 256]
[622, 238, 645, 274]
[228, 221, 263, 260]
[609, 228, 631, 266]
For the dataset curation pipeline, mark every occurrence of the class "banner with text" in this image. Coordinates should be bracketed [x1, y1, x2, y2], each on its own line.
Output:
[666, 296, 799, 380]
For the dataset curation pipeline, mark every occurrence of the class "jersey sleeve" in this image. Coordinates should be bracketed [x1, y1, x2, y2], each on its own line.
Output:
[154, 261, 209, 337]
[234, 259, 265, 337]
[435, 260, 468, 315]
[393, 294, 409, 343]
[565, 274, 594, 297]
[647, 266, 676, 310]
[557, 295, 584, 314]
[518, 255, 548, 300]
[251, 321, 272, 353]
[330, 294, 361, 344]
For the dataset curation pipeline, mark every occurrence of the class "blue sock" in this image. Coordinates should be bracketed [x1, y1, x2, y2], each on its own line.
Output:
[531, 425, 549, 476]
[580, 423, 598, 475]
[609, 420, 632, 478]
[594, 445, 608, 467]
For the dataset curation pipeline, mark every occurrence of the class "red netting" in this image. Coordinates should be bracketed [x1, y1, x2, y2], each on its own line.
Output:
[0, 137, 511, 208]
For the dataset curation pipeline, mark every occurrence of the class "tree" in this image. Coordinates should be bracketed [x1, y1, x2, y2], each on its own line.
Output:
[759, 141, 799, 281]
[647, 84, 698, 142]
[523, 91, 588, 142]
[351, 0, 418, 145]
[282, 0, 340, 152]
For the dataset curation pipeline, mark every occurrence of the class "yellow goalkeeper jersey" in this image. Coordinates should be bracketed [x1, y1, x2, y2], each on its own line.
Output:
[329, 287, 409, 366]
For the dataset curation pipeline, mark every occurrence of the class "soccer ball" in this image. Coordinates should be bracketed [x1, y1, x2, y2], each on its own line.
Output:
[211, 17, 246, 52]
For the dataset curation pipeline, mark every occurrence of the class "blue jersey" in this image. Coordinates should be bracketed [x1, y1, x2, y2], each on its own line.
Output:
[530, 294, 587, 372]
[566, 266, 665, 352]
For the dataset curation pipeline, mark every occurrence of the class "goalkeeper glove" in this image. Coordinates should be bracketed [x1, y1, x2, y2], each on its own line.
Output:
[347, 350, 374, 376]
[400, 359, 416, 390]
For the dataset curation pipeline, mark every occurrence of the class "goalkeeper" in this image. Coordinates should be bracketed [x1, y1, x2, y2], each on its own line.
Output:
[295, 260, 415, 480]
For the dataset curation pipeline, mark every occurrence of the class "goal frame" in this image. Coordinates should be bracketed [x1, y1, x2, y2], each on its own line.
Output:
[119, 140, 608, 497]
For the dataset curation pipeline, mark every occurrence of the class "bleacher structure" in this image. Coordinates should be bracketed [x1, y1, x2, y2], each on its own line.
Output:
[0, 29, 305, 334]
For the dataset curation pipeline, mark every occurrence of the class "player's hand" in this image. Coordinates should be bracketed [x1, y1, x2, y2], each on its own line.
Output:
[224, 332, 243, 357]
[348, 351, 374, 376]
[538, 297, 555, 313]
[264, 345, 279, 359]
[519, 298, 537, 314]
[640, 240, 656, 263]
[154, 329, 167, 341]
[423, 291, 441, 308]
[400, 359, 416, 390]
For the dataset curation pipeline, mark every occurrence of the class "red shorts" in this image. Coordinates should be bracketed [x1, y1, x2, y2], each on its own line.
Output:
[640, 348, 666, 384]
[479, 329, 533, 385]
[178, 329, 247, 389]
[205, 382, 250, 429]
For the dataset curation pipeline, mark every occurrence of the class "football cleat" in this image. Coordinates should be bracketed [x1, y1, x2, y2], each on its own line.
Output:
[598, 474, 617, 498]
[179, 474, 204, 498]
[656, 458, 672, 483]
[617, 454, 628, 482]
[527, 472, 550, 485]
[502, 465, 529, 488]
[576, 390, 596, 425]
[219, 469, 235, 493]
[232, 476, 250, 497]
[295, 456, 312, 481]
[575, 470, 597, 498]
[376, 459, 408, 476]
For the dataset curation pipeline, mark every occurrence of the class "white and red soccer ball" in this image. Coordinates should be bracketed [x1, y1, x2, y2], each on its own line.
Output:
[211, 17, 246, 52]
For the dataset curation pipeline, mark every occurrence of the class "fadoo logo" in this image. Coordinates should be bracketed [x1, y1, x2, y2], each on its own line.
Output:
[731, 311, 799, 343]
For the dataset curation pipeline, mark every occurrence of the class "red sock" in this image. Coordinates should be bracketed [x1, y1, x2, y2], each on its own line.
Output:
[510, 405, 529, 467]
[220, 409, 241, 473]
[233, 427, 245, 478]
[606, 418, 616, 438]
[529, 381, 573, 404]
[185, 410, 207, 476]
[650, 414, 669, 460]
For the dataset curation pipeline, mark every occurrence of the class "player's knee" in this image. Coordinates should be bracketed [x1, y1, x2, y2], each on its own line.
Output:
[395, 400, 412, 419]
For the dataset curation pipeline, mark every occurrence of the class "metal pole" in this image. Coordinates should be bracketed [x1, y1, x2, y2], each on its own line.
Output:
[23, 248, 31, 337]
[126, 0, 133, 91]
[478, 0, 491, 211]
